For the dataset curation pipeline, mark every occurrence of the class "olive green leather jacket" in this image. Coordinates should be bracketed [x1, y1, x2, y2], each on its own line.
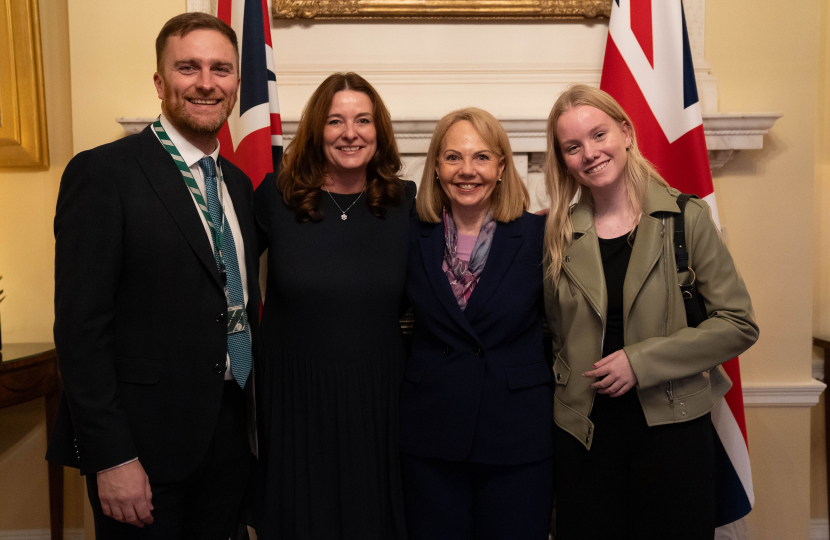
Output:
[544, 183, 759, 450]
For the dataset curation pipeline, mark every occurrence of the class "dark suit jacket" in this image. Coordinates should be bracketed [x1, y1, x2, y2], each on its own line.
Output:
[402, 212, 553, 465]
[46, 125, 260, 483]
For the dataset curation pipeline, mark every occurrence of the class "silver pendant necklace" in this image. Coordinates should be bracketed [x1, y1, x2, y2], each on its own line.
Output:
[323, 183, 366, 221]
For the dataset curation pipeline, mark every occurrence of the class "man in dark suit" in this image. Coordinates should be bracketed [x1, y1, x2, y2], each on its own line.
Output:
[47, 12, 260, 539]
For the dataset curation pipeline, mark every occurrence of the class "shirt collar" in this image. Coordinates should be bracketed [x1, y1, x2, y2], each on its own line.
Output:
[159, 113, 221, 169]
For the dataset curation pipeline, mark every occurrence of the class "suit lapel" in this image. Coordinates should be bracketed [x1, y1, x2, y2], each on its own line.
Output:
[563, 202, 607, 320]
[463, 219, 522, 323]
[622, 187, 679, 324]
[136, 127, 224, 290]
[419, 222, 482, 346]
[622, 215, 664, 324]
[562, 230, 607, 320]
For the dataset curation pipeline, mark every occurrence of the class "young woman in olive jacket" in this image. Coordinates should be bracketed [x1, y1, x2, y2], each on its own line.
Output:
[543, 85, 759, 540]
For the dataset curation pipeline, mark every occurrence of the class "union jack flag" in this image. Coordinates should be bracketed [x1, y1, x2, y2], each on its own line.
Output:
[217, 0, 283, 190]
[600, 0, 754, 530]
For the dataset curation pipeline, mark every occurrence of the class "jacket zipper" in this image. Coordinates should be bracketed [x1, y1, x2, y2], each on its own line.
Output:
[588, 304, 605, 416]
[666, 380, 675, 406]
[562, 265, 605, 417]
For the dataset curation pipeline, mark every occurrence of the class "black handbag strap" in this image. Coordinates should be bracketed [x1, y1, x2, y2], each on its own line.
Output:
[673, 193, 697, 273]
[672, 193, 708, 328]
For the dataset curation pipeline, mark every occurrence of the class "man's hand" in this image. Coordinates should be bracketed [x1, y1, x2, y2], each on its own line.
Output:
[583, 349, 638, 398]
[97, 460, 154, 527]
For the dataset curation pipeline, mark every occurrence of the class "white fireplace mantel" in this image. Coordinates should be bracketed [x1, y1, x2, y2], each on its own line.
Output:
[117, 112, 781, 172]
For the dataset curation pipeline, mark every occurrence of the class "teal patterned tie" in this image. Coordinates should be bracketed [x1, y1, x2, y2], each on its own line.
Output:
[199, 156, 252, 389]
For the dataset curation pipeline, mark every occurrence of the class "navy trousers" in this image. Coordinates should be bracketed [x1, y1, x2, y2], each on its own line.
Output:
[86, 381, 252, 540]
[402, 453, 554, 540]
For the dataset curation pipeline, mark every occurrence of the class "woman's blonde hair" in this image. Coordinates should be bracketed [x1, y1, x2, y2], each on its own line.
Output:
[416, 107, 529, 223]
[543, 84, 667, 284]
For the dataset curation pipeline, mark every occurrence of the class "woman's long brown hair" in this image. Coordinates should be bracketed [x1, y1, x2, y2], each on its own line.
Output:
[278, 72, 404, 222]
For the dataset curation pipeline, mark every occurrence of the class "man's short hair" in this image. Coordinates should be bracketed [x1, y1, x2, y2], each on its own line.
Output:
[155, 12, 239, 71]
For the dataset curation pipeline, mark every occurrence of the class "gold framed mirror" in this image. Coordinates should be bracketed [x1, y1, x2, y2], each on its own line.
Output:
[273, 0, 612, 20]
[0, 0, 48, 168]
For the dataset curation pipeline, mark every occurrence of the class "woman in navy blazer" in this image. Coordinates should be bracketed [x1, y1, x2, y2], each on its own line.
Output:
[402, 108, 554, 540]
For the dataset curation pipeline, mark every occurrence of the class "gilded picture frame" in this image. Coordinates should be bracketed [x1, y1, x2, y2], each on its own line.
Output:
[273, 0, 612, 20]
[0, 0, 48, 168]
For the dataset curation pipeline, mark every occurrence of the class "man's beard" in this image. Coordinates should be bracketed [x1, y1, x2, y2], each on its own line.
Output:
[163, 86, 233, 137]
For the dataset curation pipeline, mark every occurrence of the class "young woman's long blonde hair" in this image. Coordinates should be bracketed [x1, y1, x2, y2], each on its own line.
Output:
[543, 85, 668, 285]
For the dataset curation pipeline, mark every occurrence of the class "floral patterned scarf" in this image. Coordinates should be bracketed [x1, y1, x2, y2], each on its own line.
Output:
[442, 208, 497, 311]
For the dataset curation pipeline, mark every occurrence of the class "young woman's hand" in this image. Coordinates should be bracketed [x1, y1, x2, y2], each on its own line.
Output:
[583, 350, 637, 397]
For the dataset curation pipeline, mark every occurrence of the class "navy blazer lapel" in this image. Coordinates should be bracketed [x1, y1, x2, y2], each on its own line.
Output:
[463, 218, 522, 323]
[136, 126, 224, 290]
[419, 221, 482, 346]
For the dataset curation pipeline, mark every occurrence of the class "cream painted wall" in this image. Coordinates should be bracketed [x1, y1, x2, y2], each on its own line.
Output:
[707, 0, 817, 384]
[270, 20, 609, 122]
[706, 0, 823, 535]
[745, 408, 813, 539]
[0, 0, 72, 344]
[0, 0, 83, 532]
[817, 0, 830, 341]
[67, 0, 184, 153]
[813, 0, 830, 524]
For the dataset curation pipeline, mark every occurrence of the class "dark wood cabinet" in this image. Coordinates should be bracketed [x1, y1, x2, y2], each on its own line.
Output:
[1, 343, 63, 540]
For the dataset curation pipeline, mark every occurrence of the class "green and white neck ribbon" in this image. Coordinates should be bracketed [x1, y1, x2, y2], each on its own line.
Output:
[152, 116, 225, 252]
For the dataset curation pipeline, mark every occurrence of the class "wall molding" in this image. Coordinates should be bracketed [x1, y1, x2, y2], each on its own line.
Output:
[282, 113, 781, 165]
[742, 380, 826, 408]
[0, 529, 83, 540]
[119, 113, 779, 171]
[813, 519, 829, 540]
[186, 0, 216, 13]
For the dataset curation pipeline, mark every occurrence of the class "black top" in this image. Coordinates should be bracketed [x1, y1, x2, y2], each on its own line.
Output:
[254, 176, 415, 540]
[599, 229, 634, 359]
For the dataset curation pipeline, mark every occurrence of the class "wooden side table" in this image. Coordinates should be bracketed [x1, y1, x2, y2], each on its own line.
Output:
[0, 343, 63, 540]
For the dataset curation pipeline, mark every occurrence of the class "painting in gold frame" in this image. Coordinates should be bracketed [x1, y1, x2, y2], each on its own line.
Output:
[0, 0, 48, 168]
[273, 0, 612, 20]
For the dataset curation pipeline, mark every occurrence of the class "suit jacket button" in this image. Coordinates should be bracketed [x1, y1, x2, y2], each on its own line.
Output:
[477, 347, 484, 358]
[216, 312, 226, 323]
[213, 363, 225, 374]
[444, 346, 452, 356]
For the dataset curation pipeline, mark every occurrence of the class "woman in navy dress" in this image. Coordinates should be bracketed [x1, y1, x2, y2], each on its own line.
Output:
[255, 72, 415, 540]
